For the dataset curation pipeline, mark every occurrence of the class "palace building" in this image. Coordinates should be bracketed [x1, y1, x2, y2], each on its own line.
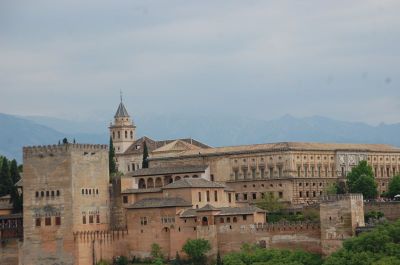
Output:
[2, 100, 400, 265]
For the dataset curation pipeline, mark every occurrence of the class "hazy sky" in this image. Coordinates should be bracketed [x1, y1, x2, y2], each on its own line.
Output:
[1, 0, 399, 124]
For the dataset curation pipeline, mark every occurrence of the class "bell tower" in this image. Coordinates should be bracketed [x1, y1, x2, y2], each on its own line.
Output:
[109, 94, 136, 154]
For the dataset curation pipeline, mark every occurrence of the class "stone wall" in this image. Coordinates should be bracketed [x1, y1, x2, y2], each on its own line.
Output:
[0, 239, 20, 265]
[364, 201, 400, 221]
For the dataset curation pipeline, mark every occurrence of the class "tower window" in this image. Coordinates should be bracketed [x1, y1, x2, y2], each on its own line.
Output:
[56, 190, 60, 196]
[118, 131, 120, 139]
[130, 131, 133, 139]
[112, 131, 115, 139]
[125, 131, 128, 138]
[206, 191, 210, 202]
[214, 190, 218, 202]
[45, 217, 51, 226]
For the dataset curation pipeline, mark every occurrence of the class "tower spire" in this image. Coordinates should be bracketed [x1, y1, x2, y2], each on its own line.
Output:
[120, 89, 123, 103]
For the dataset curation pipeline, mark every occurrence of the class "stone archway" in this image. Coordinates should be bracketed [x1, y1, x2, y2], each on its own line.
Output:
[155, 177, 163, 188]
[202, 216, 208, 226]
[147, 178, 154, 188]
[138, 178, 146, 189]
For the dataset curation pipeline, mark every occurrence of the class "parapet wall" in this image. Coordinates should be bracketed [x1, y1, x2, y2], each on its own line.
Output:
[320, 194, 363, 203]
[365, 201, 400, 221]
[215, 221, 321, 255]
[23, 144, 108, 158]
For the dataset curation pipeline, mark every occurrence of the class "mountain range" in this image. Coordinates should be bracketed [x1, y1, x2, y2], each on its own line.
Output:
[1, 112, 399, 162]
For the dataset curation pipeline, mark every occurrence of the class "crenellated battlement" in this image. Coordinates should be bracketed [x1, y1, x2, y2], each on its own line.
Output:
[320, 193, 363, 202]
[254, 221, 320, 232]
[23, 143, 108, 157]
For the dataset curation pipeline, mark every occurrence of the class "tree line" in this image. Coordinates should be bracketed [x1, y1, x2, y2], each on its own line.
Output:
[0, 155, 22, 213]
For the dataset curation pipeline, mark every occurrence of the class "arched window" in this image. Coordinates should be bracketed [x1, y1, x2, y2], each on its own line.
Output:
[220, 218, 224, 223]
[155, 177, 162, 188]
[112, 131, 115, 139]
[233, 217, 237, 223]
[147, 178, 154, 188]
[202, 217, 208, 226]
[175, 176, 181, 181]
[118, 131, 121, 139]
[56, 190, 60, 196]
[125, 131, 128, 138]
[130, 131, 133, 139]
[193, 175, 199, 178]
[138, 178, 146, 189]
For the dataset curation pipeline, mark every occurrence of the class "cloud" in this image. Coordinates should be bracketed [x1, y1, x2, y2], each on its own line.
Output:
[0, 0, 399, 124]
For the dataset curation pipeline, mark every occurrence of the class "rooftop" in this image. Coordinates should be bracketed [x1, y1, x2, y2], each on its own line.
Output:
[114, 102, 130, 118]
[126, 165, 209, 177]
[127, 197, 192, 209]
[163, 178, 226, 189]
[180, 205, 265, 217]
[151, 142, 400, 160]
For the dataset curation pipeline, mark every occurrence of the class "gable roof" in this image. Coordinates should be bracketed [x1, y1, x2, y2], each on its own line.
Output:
[114, 102, 130, 118]
[152, 140, 203, 154]
[122, 137, 211, 156]
[127, 197, 192, 209]
[163, 178, 226, 189]
[126, 165, 208, 177]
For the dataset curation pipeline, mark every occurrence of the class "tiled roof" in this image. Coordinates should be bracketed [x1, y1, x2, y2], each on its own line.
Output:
[126, 165, 208, 177]
[121, 188, 162, 194]
[217, 206, 265, 215]
[197, 204, 220, 212]
[163, 178, 226, 189]
[123, 137, 210, 155]
[114, 102, 130, 118]
[179, 206, 265, 218]
[151, 142, 400, 160]
[127, 197, 192, 209]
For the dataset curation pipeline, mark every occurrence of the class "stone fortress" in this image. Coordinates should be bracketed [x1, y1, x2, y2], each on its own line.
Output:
[2, 100, 400, 264]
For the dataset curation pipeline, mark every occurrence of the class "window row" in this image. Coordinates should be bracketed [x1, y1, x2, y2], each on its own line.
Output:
[198, 190, 219, 202]
[233, 167, 283, 179]
[35, 190, 61, 198]
[297, 166, 335, 178]
[242, 183, 283, 188]
[373, 166, 398, 178]
[235, 191, 283, 201]
[299, 191, 323, 198]
[35, 216, 61, 227]
[161, 216, 175, 224]
[82, 215, 100, 224]
[112, 130, 134, 140]
[81, 188, 99, 195]
[298, 182, 325, 187]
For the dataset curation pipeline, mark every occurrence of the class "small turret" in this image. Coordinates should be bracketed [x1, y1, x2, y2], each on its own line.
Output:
[109, 94, 136, 155]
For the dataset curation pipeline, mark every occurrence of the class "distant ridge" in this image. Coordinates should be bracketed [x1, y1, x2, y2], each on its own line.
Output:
[1, 112, 400, 162]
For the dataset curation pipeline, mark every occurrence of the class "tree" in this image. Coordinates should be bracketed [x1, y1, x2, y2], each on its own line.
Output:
[0, 157, 12, 197]
[388, 175, 400, 198]
[347, 161, 378, 199]
[62, 138, 68, 144]
[142, 141, 149, 168]
[256, 192, 284, 213]
[216, 250, 223, 265]
[151, 243, 164, 261]
[182, 239, 211, 265]
[109, 137, 117, 175]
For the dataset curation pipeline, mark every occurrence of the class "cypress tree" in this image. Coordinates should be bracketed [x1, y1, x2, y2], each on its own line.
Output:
[109, 136, 117, 175]
[0, 157, 12, 197]
[10, 159, 20, 184]
[9, 159, 22, 213]
[142, 141, 149, 168]
[216, 250, 223, 265]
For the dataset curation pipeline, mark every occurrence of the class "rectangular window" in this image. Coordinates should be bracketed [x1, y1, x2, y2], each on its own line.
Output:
[234, 170, 239, 180]
[278, 166, 283, 178]
[83, 216, 86, 224]
[228, 193, 232, 203]
[318, 166, 321, 177]
[235, 193, 239, 201]
[306, 191, 309, 197]
[45, 217, 51, 226]
[252, 168, 256, 179]
[304, 165, 308, 177]
[140, 217, 148, 226]
[35, 218, 41, 227]
[214, 190, 218, 202]
[299, 191, 303, 198]
[243, 193, 248, 200]
[123, 196, 128, 204]
[96, 215, 100, 224]
[89, 215, 94, 224]
[260, 168, 265, 178]
[269, 167, 274, 178]
[278, 192, 283, 199]
[252, 193, 256, 200]
[387, 167, 390, 177]
[198, 192, 202, 202]
[243, 215, 247, 221]
[297, 166, 301, 177]
[206, 191, 210, 202]
[311, 166, 314, 177]
[55, 216, 61, 225]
